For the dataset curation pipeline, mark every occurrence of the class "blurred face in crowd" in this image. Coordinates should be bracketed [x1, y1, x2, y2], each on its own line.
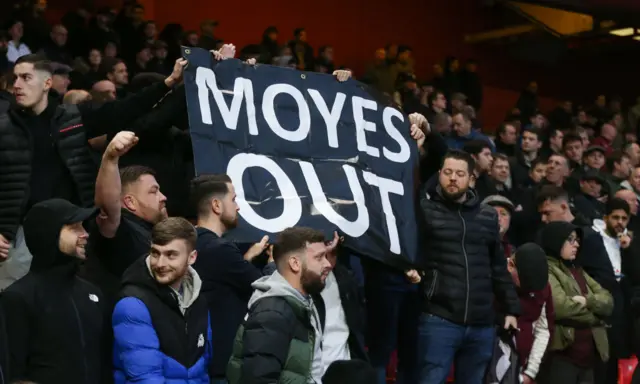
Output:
[521, 131, 542, 154]
[613, 113, 624, 129]
[585, 150, 605, 170]
[398, 50, 411, 63]
[133, 6, 145, 23]
[58, 221, 89, 260]
[108, 62, 128, 86]
[491, 158, 510, 184]
[529, 162, 547, 183]
[616, 190, 639, 216]
[439, 157, 471, 201]
[387, 44, 398, 59]
[92, 80, 116, 101]
[155, 47, 167, 60]
[630, 167, 640, 192]
[626, 143, 640, 166]
[578, 131, 589, 149]
[579, 179, 602, 198]
[432, 92, 446, 111]
[149, 239, 196, 289]
[51, 25, 68, 47]
[9, 21, 24, 41]
[474, 148, 493, 174]
[538, 198, 569, 224]
[614, 156, 632, 179]
[626, 132, 638, 144]
[211, 182, 240, 231]
[13, 62, 51, 110]
[186, 32, 199, 46]
[601, 123, 617, 142]
[605, 209, 629, 237]
[546, 155, 570, 185]
[596, 95, 606, 108]
[493, 205, 511, 236]
[550, 130, 564, 152]
[577, 110, 588, 124]
[51, 73, 70, 94]
[321, 46, 334, 62]
[434, 113, 452, 135]
[560, 231, 579, 261]
[451, 98, 465, 113]
[433, 63, 444, 76]
[88, 49, 102, 68]
[122, 174, 168, 224]
[531, 114, 545, 129]
[136, 47, 152, 64]
[452, 113, 471, 137]
[374, 48, 386, 62]
[104, 42, 118, 58]
[297, 29, 307, 42]
[96, 13, 110, 28]
[563, 101, 572, 112]
[499, 124, 517, 146]
[144, 22, 157, 39]
[564, 140, 583, 164]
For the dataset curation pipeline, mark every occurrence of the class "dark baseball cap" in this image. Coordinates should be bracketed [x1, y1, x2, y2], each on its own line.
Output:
[26, 198, 98, 226]
[584, 145, 606, 156]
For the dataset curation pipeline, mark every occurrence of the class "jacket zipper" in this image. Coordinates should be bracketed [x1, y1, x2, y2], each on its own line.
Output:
[427, 270, 438, 300]
[70, 297, 89, 384]
[458, 208, 470, 323]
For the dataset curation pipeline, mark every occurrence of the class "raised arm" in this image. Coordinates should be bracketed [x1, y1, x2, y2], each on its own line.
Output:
[79, 59, 187, 139]
[95, 131, 139, 238]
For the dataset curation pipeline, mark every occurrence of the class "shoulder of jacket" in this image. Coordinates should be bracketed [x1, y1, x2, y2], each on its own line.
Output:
[251, 296, 295, 316]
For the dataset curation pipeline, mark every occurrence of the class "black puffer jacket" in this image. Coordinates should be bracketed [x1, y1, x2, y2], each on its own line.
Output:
[418, 186, 520, 325]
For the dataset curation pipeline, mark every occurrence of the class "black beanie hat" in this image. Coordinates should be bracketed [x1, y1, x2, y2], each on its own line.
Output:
[513, 243, 548, 292]
[538, 221, 582, 260]
[322, 360, 376, 384]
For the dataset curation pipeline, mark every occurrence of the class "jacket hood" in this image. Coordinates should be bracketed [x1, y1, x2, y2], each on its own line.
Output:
[538, 221, 582, 261]
[248, 270, 311, 311]
[121, 255, 202, 310]
[513, 243, 548, 292]
[23, 199, 98, 273]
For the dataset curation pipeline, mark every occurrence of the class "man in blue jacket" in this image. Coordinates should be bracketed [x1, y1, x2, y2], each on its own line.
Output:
[112, 217, 212, 383]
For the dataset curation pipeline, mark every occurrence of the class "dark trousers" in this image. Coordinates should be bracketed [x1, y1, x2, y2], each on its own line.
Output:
[417, 313, 495, 384]
[539, 356, 595, 384]
[365, 287, 421, 384]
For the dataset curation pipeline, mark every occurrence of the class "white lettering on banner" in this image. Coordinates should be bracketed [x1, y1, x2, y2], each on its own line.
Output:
[227, 153, 302, 232]
[351, 96, 380, 158]
[262, 84, 311, 142]
[362, 171, 404, 254]
[382, 107, 411, 163]
[299, 161, 369, 237]
[195, 67, 259, 135]
[307, 89, 346, 148]
[195, 67, 413, 162]
[225, 152, 403, 254]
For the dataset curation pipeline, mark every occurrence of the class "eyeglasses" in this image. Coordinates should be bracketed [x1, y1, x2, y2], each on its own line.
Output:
[567, 236, 579, 245]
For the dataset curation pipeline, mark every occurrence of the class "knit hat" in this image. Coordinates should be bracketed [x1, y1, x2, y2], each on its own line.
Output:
[482, 195, 515, 214]
[538, 221, 582, 261]
[513, 243, 548, 292]
[322, 360, 377, 384]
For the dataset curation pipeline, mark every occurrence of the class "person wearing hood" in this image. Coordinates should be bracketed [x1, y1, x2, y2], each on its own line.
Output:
[0, 198, 109, 384]
[416, 150, 520, 384]
[505, 243, 554, 383]
[537, 221, 613, 384]
[227, 227, 332, 384]
[112, 217, 212, 383]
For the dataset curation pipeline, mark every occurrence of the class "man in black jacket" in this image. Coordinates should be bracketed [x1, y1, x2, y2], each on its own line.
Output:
[416, 149, 520, 384]
[0, 198, 109, 384]
[0, 53, 185, 290]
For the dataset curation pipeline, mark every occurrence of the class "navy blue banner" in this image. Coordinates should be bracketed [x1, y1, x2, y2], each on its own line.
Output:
[182, 46, 418, 270]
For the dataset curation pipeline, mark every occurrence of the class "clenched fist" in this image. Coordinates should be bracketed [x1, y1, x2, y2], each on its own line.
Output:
[104, 131, 139, 161]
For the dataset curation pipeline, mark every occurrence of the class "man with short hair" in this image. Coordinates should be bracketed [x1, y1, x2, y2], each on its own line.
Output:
[190, 174, 272, 384]
[545, 154, 571, 187]
[621, 165, 640, 204]
[227, 227, 333, 384]
[511, 128, 543, 188]
[91, 80, 117, 102]
[85, 131, 169, 303]
[495, 122, 518, 157]
[112, 217, 212, 382]
[446, 109, 494, 151]
[463, 140, 496, 200]
[624, 142, 640, 167]
[0, 54, 183, 289]
[100, 57, 129, 98]
[416, 150, 520, 384]
[1, 199, 109, 383]
[606, 151, 632, 194]
[489, 153, 516, 201]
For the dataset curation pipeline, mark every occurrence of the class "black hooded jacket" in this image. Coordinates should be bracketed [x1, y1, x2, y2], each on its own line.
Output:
[418, 185, 520, 325]
[0, 200, 109, 384]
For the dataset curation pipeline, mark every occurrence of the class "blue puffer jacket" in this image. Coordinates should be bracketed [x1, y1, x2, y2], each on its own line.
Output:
[112, 258, 213, 384]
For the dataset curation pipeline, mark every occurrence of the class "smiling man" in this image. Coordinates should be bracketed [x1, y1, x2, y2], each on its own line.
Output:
[112, 217, 212, 383]
[0, 198, 109, 384]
